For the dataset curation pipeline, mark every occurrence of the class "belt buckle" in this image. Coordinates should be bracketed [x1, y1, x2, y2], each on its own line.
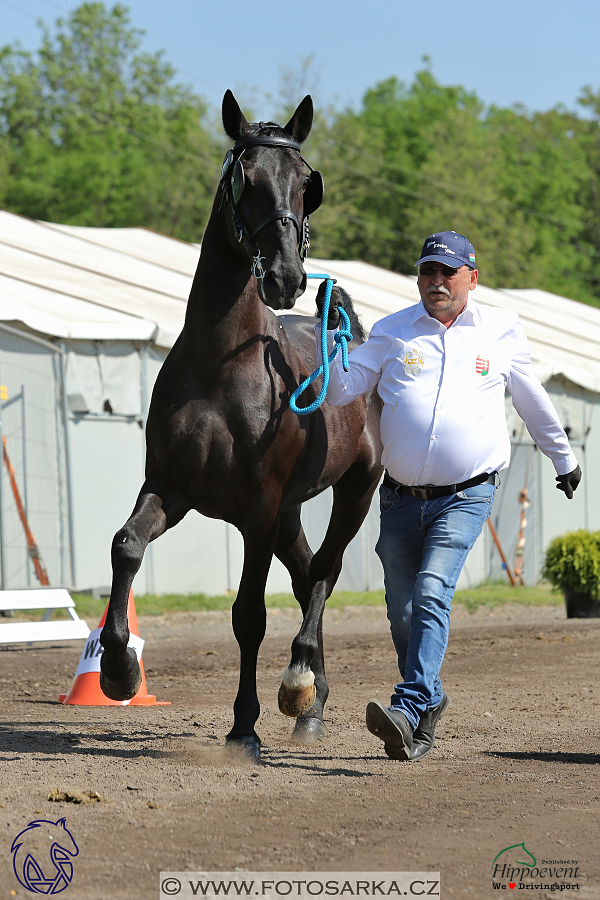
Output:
[412, 487, 431, 501]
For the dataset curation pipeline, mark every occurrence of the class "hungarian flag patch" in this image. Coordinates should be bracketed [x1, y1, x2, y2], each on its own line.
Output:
[476, 355, 489, 376]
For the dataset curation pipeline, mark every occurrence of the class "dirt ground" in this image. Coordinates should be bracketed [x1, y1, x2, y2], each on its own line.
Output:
[0, 602, 598, 900]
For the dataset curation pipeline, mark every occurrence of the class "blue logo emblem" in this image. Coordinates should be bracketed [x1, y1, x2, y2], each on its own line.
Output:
[11, 817, 79, 894]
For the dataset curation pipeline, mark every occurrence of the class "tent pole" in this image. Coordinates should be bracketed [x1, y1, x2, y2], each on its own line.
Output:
[60, 342, 77, 589]
[535, 445, 543, 583]
[362, 502, 372, 592]
[140, 341, 156, 595]
[0, 401, 5, 590]
[225, 522, 234, 594]
[583, 392, 590, 531]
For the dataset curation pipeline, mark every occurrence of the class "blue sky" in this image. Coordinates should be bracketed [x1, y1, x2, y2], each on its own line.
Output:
[1, 0, 599, 120]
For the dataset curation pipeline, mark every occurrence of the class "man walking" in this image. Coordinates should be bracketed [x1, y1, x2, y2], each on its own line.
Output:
[315, 231, 580, 762]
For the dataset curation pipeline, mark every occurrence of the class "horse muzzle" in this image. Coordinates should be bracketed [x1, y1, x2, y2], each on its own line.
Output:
[258, 266, 307, 310]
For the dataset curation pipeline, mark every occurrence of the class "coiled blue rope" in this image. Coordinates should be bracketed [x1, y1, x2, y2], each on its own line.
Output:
[289, 274, 353, 416]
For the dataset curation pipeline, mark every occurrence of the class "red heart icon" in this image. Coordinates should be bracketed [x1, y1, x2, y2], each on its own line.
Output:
[509, 885, 516, 890]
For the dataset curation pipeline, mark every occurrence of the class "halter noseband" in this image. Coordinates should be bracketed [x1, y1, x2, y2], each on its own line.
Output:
[219, 124, 323, 300]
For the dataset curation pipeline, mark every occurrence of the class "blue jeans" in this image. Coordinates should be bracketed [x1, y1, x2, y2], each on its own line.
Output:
[375, 481, 497, 729]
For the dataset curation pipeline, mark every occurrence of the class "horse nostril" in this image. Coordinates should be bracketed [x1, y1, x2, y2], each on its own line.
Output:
[281, 217, 288, 226]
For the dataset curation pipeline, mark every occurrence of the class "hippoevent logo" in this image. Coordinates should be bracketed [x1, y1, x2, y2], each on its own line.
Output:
[11, 817, 79, 894]
[491, 842, 581, 892]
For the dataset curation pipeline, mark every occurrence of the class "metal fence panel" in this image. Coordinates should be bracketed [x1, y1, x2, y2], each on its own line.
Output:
[0, 326, 69, 588]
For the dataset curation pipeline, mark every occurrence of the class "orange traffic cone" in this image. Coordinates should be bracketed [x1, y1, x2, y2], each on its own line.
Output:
[59, 590, 169, 706]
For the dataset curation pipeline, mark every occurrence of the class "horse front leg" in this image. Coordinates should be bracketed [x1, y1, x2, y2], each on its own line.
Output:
[100, 478, 188, 701]
[226, 519, 279, 760]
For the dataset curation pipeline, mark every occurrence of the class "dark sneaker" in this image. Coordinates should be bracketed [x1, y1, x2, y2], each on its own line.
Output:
[409, 691, 449, 762]
[366, 700, 413, 761]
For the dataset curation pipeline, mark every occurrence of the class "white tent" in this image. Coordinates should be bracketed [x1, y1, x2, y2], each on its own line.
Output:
[0, 209, 596, 594]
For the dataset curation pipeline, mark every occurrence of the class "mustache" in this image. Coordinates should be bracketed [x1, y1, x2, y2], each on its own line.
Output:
[426, 283, 451, 297]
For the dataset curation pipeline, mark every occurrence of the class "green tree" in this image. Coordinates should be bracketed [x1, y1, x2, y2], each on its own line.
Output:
[309, 69, 486, 271]
[485, 104, 594, 299]
[400, 105, 532, 288]
[0, 3, 224, 240]
[573, 86, 600, 302]
[308, 66, 599, 306]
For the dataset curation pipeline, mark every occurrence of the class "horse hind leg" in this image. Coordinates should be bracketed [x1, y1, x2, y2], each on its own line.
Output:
[287, 615, 328, 744]
[278, 469, 379, 726]
[100, 479, 189, 701]
[275, 507, 327, 743]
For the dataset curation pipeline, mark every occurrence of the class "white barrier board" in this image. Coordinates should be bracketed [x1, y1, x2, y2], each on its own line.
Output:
[0, 589, 90, 644]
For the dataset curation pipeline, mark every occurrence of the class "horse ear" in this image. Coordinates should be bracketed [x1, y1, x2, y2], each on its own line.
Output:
[284, 95, 314, 144]
[222, 90, 251, 141]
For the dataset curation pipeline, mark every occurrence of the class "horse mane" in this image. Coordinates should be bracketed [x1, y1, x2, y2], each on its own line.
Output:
[330, 287, 368, 343]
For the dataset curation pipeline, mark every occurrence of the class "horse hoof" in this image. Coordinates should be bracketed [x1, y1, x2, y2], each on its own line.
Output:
[278, 666, 316, 718]
[225, 735, 261, 760]
[99, 648, 142, 701]
[291, 716, 327, 744]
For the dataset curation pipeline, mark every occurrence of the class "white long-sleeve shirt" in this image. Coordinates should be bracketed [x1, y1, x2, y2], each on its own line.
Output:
[318, 298, 577, 486]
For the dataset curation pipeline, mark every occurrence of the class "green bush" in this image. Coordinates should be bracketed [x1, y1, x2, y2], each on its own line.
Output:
[542, 529, 600, 599]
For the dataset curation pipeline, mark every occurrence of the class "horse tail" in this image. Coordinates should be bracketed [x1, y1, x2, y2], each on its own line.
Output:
[335, 287, 368, 343]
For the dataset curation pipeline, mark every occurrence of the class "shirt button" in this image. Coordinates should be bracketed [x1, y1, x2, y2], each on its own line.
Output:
[431, 435, 437, 440]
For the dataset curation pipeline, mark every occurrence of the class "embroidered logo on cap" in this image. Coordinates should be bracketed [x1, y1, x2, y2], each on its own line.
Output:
[476, 355, 489, 376]
[402, 348, 425, 375]
[426, 241, 455, 255]
[469, 252, 476, 263]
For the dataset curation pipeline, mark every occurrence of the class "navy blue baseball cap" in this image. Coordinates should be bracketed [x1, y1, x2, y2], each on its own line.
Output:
[415, 231, 476, 269]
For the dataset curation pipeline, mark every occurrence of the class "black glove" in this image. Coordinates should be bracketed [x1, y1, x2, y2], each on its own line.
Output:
[555, 465, 582, 500]
[315, 279, 341, 329]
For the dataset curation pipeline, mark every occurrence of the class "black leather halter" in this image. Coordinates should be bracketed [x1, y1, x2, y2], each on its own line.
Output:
[219, 125, 324, 293]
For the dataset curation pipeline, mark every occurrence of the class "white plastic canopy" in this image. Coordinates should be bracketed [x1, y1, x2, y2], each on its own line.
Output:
[0, 210, 599, 394]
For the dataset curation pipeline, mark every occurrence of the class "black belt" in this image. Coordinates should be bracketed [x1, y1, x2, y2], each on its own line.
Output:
[383, 471, 497, 501]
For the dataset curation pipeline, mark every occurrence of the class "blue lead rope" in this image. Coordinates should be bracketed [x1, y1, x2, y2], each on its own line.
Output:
[289, 274, 353, 416]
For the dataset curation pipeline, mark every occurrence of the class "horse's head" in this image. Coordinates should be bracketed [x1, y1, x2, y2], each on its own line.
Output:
[221, 90, 323, 310]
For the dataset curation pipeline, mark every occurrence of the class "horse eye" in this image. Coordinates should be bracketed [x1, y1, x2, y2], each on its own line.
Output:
[302, 177, 310, 190]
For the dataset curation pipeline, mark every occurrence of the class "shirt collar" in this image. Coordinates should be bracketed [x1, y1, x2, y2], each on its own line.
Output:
[458, 297, 481, 324]
[409, 297, 481, 327]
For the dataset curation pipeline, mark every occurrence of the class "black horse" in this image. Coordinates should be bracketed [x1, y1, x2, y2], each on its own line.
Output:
[99, 90, 383, 758]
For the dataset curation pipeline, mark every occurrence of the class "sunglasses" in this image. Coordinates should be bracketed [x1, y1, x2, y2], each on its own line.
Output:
[418, 264, 466, 278]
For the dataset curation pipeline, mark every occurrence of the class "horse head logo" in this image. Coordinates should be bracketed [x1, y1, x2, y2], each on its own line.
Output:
[11, 817, 79, 894]
[491, 841, 537, 871]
